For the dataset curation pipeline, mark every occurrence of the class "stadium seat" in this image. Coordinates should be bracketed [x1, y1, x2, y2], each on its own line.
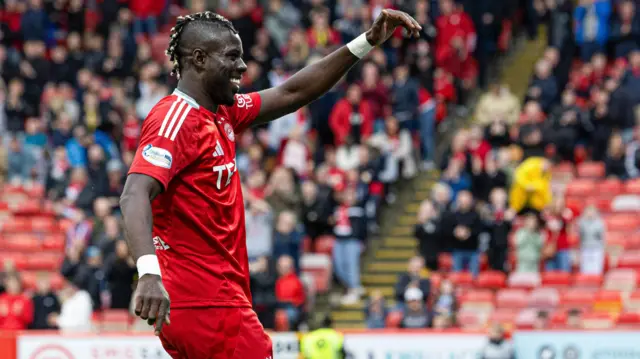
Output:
[617, 250, 640, 270]
[429, 272, 443, 289]
[100, 309, 132, 332]
[1, 217, 31, 233]
[457, 308, 486, 330]
[300, 254, 332, 293]
[31, 217, 57, 233]
[529, 287, 560, 309]
[560, 288, 596, 309]
[300, 272, 316, 311]
[514, 308, 538, 329]
[476, 271, 506, 289]
[2, 235, 40, 252]
[604, 269, 637, 292]
[565, 197, 585, 214]
[20, 272, 37, 291]
[577, 161, 605, 179]
[507, 272, 541, 289]
[42, 234, 65, 251]
[0, 252, 28, 270]
[542, 271, 571, 288]
[581, 311, 615, 329]
[551, 162, 575, 179]
[611, 195, 640, 212]
[50, 273, 65, 291]
[627, 291, 640, 311]
[151, 34, 171, 63]
[595, 178, 623, 196]
[313, 235, 335, 255]
[565, 179, 596, 197]
[274, 309, 290, 331]
[459, 290, 494, 310]
[593, 290, 623, 313]
[438, 253, 453, 271]
[12, 199, 42, 216]
[27, 253, 63, 271]
[572, 273, 603, 288]
[448, 272, 474, 288]
[385, 311, 403, 328]
[624, 179, 640, 195]
[586, 197, 611, 213]
[616, 312, 640, 328]
[550, 310, 567, 327]
[489, 309, 518, 328]
[605, 214, 640, 232]
[496, 289, 528, 309]
[25, 184, 45, 199]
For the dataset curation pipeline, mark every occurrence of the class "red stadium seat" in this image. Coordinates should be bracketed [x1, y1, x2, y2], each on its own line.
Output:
[514, 308, 538, 329]
[582, 311, 614, 329]
[496, 289, 528, 309]
[459, 290, 494, 309]
[617, 312, 640, 328]
[550, 310, 568, 327]
[605, 214, 640, 232]
[438, 253, 453, 271]
[31, 217, 57, 233]
[604, 268, 637, 291]
[1, 217, 31, 233]
[274, 309, 290, 331]
[628, 291, 640, 311]
[25, 184, 45, 199]
[595, 178, 623, 196]
[577, 161, 605, 179]
[542, 271, 571, 288]
[565, 197, 585, 214]
[489, 309, 518, 327]
[27, 253, 63, 271]
[476, 271, 506, 289]
[42, 234, 65, 251]
[560, 288, 596, 309]
[100, 310, 132, 332]
[625, 179, 640, 195]
[429, 272, 443, 289]
[12, 199, 42, 216]
[507, 272, 541, 289]
[313, 235, 335, 255]
[20, 272, 37, 291]
[572, 273, 603, 288]
[385, 311, 403, 328]
[300, 254, 332, 293]
[457, 309, 485, 330]
[586, 197, 611, 213]
[565, 179, 596, 197]
[551, 162, 575, 179]
[448, 272, 474, 288]
[529, 287, 560, 309]
[617, 250, 640, 270]
[2, 234, 41, 252]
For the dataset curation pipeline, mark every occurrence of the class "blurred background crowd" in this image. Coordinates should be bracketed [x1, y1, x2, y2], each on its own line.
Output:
[2, 0, 639, 337]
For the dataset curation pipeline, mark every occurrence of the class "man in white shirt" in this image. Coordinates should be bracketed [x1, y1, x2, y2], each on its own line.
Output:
[50, 279, 94, 332]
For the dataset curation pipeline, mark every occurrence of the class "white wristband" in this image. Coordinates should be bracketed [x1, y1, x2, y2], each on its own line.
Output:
[137, 255, 162, 278]
[347, 33, 374, 59]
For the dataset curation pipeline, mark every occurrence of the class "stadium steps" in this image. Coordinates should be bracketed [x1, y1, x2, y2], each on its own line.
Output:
[499, 26, 548, 101]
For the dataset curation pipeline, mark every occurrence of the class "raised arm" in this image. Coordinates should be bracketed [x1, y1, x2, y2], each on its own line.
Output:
[253, 9, 421, 125]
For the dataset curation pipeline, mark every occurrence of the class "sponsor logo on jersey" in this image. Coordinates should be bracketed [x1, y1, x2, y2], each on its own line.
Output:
[224, 122, 235, 142]
[142, 144, 173, 169]
[236, 94, 253, 109]
[153, 236, 170, 250]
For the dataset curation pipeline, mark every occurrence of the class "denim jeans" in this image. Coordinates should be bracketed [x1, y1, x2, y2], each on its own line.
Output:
[545, 249, 572, 272]
[333, 239, 361, 289]
[452, 250, 480, 277]
[133, 16, 158, 35]
[418, 107, 436, 162]
[282, 304, 301, 327]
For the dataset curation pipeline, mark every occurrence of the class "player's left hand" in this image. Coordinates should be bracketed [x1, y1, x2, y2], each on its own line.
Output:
[366, 9, 422, 46]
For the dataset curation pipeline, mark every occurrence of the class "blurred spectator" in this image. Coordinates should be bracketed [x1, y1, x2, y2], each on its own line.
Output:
[509, 157, 552, 214]
[275, 255, 306, 329]
[431, 182, 453, 213]
[369, 116, 417, 182]
[471, 153, 508, 204]
[400, 287, 429, 329]
[359, 62, 389, 122]
[61, 246, 105, 311]
[573, 0, 611, 61]
[273, 211, 302, 274]
[566, 308, 583, 329]
[300, 180, 333, 243]
[610, 0, 640, 59]
[30, 276, 60, 330]
[414, 199, 442, 271]
[0, 275, 33, 330]
[330, 84, 374, 146]
[7, 136, 33, 185]
[475, 83, 520, 126]
[440, 158, 471, 202]
[543, 197, 574, 272]
[105, 240, 136, 310]
[514, 213, 543, 273]
[517, 102, 546, 158]
[246, 198, 275, 261]
[94, 216, 123, 259]
[578, 205, 606, 275]
[480, 324, 514, 359]
[265, 0, 302, 50]
[605, 134, 629, 179]
[444, 190, 481, 276]
[391, 64, 420, 126]
[533, 310, 550, 329]
[625, 126, 640, 178]
[546, 90, 589, 161]
[484, 188, 516, 272]
[365, 289, 388, 329]
[394, 256, 431, 306]
[332, 188, 366, 305]
[265, 167, 301, 219]
[307, 6, 341, 53]
[250, 256, 277, 330]
[50, 278, 93, 332]
[432, 279, 457, 321]
[526, 59, 558, 113]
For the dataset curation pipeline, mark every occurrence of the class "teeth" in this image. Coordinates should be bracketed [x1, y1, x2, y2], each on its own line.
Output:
[230, 79, 240, 85]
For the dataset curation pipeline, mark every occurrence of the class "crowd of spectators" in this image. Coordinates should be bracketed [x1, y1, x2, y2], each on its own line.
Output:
[365, 0, 640, 330]
[0, 0, 520, 331]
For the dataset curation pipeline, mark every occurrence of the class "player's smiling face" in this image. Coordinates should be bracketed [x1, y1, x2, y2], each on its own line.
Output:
[201, 31, 247, 106]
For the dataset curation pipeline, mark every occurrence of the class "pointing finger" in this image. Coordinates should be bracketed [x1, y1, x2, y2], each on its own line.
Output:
[134, 295, 143, 316]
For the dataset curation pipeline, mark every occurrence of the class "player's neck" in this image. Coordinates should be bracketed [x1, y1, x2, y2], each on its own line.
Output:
[176, 81, 219, 114]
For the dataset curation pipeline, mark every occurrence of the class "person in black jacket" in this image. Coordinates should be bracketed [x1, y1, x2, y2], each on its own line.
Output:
[471, 154, 508, 203]
[30, 276, 61, 330]
[443, 190, 482, 277]
[483, 188, 515, 272]
[414, 199, 442, 271]
[104, 240, 136, 309]
[250, 256, 277, 329]
[394, 256, 431, 307]
[300, 180, 332, 243]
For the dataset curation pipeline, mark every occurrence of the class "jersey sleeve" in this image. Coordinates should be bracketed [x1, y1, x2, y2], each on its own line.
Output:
[226, 92, 262, 134]
[128, 102, 198, 190]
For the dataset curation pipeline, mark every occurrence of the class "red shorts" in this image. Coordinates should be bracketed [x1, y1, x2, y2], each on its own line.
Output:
[159, 307, 273, 359]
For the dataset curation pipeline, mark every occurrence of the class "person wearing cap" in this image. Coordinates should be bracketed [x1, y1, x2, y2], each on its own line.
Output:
[400, 287, 429, 328]
[300, 316, 349, 359]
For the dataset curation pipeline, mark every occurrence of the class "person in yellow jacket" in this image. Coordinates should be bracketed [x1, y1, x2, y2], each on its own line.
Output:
[300, 317, 349, 359]
[509, 157, 553, 213]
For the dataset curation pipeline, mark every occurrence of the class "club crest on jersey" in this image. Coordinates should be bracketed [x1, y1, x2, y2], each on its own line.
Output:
[236, 94, 253, 109]
[142, 144, 172, 169]
[224, 122, 235, 142]
[153, 236, 170, 250]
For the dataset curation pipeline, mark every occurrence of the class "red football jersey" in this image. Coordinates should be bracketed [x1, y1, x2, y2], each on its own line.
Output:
[128, 89, 261, 308]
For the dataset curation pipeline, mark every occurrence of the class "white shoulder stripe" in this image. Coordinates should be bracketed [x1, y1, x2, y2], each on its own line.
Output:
[163, 101, 189, 139]
[158, 99, 182, 136]
[169, 105, 192, 141]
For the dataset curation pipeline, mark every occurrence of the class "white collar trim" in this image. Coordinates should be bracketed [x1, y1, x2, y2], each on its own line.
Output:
[173, 89, 200, 109]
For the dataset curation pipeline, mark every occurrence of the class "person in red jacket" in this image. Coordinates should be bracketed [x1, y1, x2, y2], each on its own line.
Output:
[275, 255, 305, 329]
[435, 0, 477, 83]
[0, 274, 34, 330]
[128, 0, 165, 35]
[329, 84, 374, 146]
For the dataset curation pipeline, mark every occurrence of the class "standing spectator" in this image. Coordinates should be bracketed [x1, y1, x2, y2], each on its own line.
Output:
[307, 6, 341, 53]
[300, 180, 332, 243]
[0, 275, 34, 330]
[359, 62, 389, 122]
[605, 134, 628, 179]
[526, 59, 559, 113]
[432, 182, 453, 213]
[245, 198, 274, 261]
[471, 154, 508, 204]
[415, 199, 442, 271]
[480, 324, 514, 359]
[475, 83, 521, 126]
[625, 126, 640, 179]
[394, 256, 431, 306]
[444, 190, 482, 276]
[485, 188, 516, 272]
[509, 157, 552, 214]
[369, 116, 417, 182]
[391, 64, 420, 127]
[21, 0, 48, 42]
[610, 0, 640, 59]
[50, 279, 93, 332]
[105, 240, 136, 310]
[365, 289, 388, 329]
[573, 0, 611, 61]
[265, 0, 302, 50]
[30, 276, 60, 330]
[250, 256, 277, 330]
[515, 213, 544, 273]
[578, 206, 606, 275]
[272, 211, 302, 274]
[129, 0, 164, 35]
[440, 158, 471, 203]
[332, 188, 366, 304]
[7, 136, 32, 185]
[516, 102, 546, 158]
[265, 167, 301, 218]
[329, 84, 374, 146]
[543, 197, 575, 272]
[275, 255, 306, 329]
[400, 287, 429, 329]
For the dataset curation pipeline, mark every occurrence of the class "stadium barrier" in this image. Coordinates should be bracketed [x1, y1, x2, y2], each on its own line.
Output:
[1, 329, 639, 359]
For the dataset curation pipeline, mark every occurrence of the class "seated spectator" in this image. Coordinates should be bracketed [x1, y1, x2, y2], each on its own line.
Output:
[94, 215, 122, 259]
[605, 133, 628, 179]
[275, 255, 306, 330]
[610, 0, 640, 59]
[625, 126, 640, 179]
[433, 280, 456, 323]
[50, 279, 93, 332]
[245, 198, 274, 261]
[480, 324, 513, 359]
[543, 197, 575, 272]
[414, 200, 442, 271]
[280, 125, 312, 177]
[467, 126, 492, 167]
[336, 138, 361, 172]
[391, 64, 419, 126]
[332, 188, 366, 305]
[329, 84, 374, 146]
[250, 256, 277, 330]
[431, 182, 453, 213]
[516, 102, 546, 158]
[566, 308, 583, 329]
[369, 116, 417, 182]
[484, 188, 516, 272]
[526, 59, 558, 113]
[443, 190, 481, 276]
[7, 136, 33, 185]
[0, 261, 17, 295]
[546, 90, 585, 161]
[471, 154, 508, 204]
[0, 274, 33, 330]
[509, 157, 552, 214]
[515, 213, 543, 273]
[578, 206, 606, 275]
[400, 287, 429, 329]
[105, 240, 136, 310]
[573, 0, 611, 61]
[394, 256, 431, 306]
[432, 313, 453, 329]
[364, 290, 388, 329]
[273, 210, 302, 273]
[30, 275, 60, 330]
[475, 83, 520, 126]
[440, 158, 471, 202]
[533, 310, 550, 330]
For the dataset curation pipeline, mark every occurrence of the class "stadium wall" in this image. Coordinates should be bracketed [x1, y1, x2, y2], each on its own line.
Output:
[1, 330, 640, 359]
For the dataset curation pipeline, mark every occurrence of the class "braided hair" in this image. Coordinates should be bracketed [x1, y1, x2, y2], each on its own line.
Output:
[166, 11, 237, 80]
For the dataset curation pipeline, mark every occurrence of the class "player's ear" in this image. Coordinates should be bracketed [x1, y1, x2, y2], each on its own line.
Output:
[192, 48, 207, 69]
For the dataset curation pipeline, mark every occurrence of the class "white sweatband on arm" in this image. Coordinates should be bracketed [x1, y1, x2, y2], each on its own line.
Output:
[137, 255, 162, 277]
[347, 33, 374, 59]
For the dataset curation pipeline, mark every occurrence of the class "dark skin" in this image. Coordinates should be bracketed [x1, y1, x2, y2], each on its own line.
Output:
[120, 9, 420, 336]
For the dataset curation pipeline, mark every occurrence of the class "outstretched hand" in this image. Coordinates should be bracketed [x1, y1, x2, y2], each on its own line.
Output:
[134, 274, 171, 336]
[366, 9, 422, 46]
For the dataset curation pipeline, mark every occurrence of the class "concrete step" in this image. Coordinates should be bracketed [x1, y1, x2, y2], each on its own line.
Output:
[389, 226, 413, 236]
[332, 310, 365, 322]
[382, 237, 416, 248]
[375, 248, 416, 260]
[362, 274, 398, 285]
[366, 261, 410, 273]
